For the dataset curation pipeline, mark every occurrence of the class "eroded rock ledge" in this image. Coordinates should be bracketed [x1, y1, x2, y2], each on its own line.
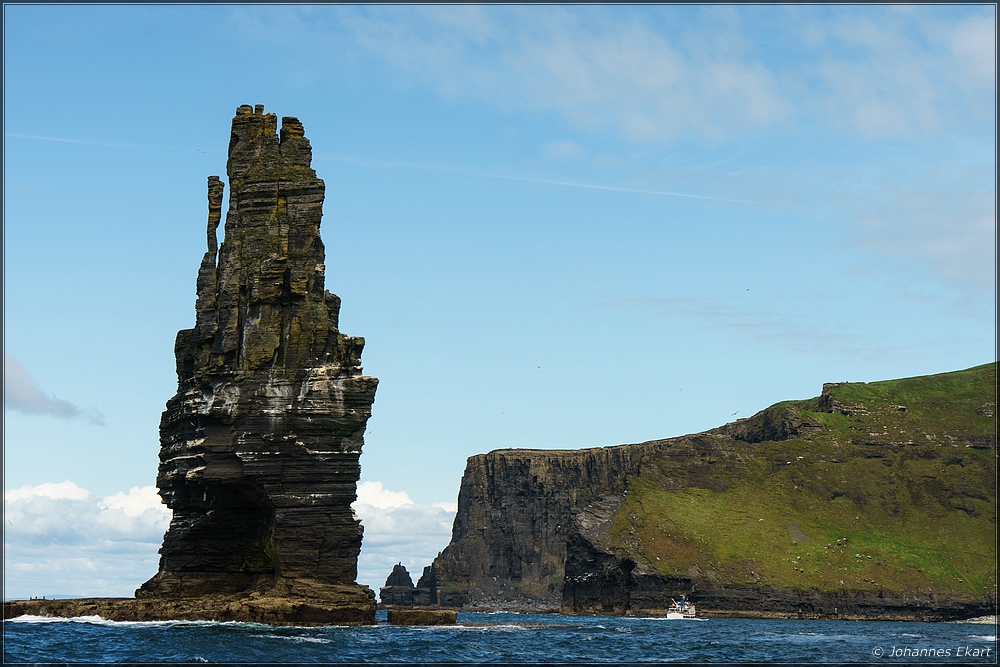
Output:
[3, 584, 374, 626]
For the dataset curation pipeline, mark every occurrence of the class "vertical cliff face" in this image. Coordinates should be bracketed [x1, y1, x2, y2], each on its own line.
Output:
[139, 105, 378, 602]
[433, 443, 675, 608]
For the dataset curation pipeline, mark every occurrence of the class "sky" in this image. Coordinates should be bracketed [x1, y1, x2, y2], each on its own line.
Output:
[3, 5, 996, 600]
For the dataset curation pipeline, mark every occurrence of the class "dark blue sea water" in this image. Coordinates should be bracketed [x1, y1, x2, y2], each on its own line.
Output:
[3, 610, 996, 664]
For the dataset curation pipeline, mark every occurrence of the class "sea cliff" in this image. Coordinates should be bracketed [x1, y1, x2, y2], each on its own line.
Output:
[433, 364, 997, 621]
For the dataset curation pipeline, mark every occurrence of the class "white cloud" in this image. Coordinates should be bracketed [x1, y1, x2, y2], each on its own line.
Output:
[353, 482, 456, 599]
[338, 7, 790, 143]
[947, 16, 996, 85]
[3, 482, 170, 598]
[4, 480, 91, 503]
[4, 481, 170, 544]
[543, 141, 586, 160]
[802, 8, 995, 138]
[233, 6, 993, 143]
[834, 166, 996, 291]
[4, 356, 105, 425]
[355, 480, 413, 508]
[100, 486, 165, 518]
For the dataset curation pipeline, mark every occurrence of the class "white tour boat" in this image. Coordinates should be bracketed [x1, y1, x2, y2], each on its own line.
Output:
[666, 595, 697, 620]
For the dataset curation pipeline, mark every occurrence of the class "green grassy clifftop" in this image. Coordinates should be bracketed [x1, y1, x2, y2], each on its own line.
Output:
[610, 363, 995, 603]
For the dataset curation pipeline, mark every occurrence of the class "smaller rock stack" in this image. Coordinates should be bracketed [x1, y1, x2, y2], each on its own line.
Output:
[379, 564, 415, 606]
[379, 563, 439, 607]
[414, 565, 438, 606]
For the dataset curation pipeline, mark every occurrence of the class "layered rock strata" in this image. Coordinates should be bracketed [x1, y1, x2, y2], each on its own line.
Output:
[433, 364, 996, 620]
[131, 105, 378, 622]
[433, 444, 667, 609]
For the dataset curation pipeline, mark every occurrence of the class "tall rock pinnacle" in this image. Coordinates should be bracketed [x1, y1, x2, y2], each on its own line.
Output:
[139, 105, 378, 619]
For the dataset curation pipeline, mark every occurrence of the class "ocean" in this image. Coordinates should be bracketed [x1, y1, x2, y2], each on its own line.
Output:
[3, 610, 996, 664]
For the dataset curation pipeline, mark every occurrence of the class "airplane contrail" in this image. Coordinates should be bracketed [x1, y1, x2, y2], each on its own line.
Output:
[4, 132, 199, 151]
[318, 152, 765, 206]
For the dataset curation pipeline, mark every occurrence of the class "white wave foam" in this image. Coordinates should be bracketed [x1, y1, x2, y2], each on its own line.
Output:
[474, 624, 525, 632]
[953, 615, 997, 624]
[405, 623, 524, 632]
[250, 633, 332, 643]
[3, 614, 262, 628]
[5, 614, 107, 624]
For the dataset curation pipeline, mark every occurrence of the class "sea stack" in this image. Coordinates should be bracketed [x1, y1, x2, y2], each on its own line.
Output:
[137, 104, 378, 623]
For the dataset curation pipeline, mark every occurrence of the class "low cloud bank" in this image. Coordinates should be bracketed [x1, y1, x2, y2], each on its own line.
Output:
[3, 480, 455, 602]
[4, 356, 105, 425]
[3, 481, 169, 599]
[353, 481, 457, 598]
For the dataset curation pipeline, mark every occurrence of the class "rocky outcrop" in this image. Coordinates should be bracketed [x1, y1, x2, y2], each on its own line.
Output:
[380, 563, 415, 606]
[129, 105, 377, 622]
[3, 587, 374, 626]
[716, 404, 821, 443]
[379, 563, 439, 607]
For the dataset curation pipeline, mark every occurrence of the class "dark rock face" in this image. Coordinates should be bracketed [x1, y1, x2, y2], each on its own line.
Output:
[414, 565, 439, 606]
[137, 105, 378, 616]
[380, 564, 415, 606]
[433, 444, 666, 609]
[718, 404, 821, 444]
[385, 563, 415, 588]
[562, 532, 635, 615]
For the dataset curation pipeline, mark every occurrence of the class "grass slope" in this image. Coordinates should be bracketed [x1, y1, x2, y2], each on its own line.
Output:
[610, 363, 997, 599]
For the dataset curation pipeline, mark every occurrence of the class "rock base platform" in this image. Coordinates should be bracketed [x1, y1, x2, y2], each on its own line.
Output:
[3, 586, 376, 627]
[386, 609, 457, 626]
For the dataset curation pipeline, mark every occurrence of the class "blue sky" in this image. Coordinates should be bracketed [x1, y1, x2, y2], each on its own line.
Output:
[3, 5, 995, 598]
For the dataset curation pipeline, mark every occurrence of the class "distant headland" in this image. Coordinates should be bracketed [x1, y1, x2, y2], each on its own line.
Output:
[382, 363, 996, 622]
